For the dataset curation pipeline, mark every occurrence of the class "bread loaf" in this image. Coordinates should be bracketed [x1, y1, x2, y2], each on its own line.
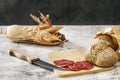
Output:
[94, 47, 118, 67]
[98, 27, 120, 59]
[85, 27, 119, 67]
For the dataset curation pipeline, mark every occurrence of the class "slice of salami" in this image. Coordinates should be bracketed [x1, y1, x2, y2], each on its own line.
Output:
[53, 59, 93, 71]
[82, 61, 93, 70]
[68, 64, 80, 71]
[62, 66, 71, 71]
[73, 61, 86, 70]
[53, 59, 74, 67]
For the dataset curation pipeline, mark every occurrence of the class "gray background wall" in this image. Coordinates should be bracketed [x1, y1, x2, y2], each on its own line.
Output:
[0, 0, 120, 25]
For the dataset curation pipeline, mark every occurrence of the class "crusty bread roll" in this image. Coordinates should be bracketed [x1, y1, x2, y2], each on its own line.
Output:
[98, 27, 120, 59]
[95, 33, 118, 51]
[95, 47, 118, 67]
[85, 27, 120, 67]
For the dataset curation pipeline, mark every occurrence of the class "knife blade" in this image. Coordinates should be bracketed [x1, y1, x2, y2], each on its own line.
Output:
[9, 49, 64, 71]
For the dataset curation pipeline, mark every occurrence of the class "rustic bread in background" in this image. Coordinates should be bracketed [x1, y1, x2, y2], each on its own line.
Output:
[96, 27, 120, 47]
[85, 27, 120, 67]
[95, 33, 118, 51]
[116, 48, 120, 60]
[98, 27, 120, 59]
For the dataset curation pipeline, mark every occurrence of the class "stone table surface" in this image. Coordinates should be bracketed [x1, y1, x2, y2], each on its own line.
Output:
[0, 25, 120, 80]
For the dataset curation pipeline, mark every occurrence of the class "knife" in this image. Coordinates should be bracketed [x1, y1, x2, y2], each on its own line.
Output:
[9, 49, 64, 71]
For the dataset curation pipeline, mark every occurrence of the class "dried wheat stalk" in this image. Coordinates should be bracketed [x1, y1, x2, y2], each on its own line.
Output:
[2, 12, 67, 46]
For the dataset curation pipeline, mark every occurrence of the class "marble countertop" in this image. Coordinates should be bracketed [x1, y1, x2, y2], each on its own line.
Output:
[0, 25, 120, 80]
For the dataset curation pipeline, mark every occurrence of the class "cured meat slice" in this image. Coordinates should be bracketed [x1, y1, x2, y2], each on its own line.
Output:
[53, 59, 74, 67]
[62, 66, 71, 71]
[68, 61, 93, 71]
[73, 61, 86, 70]
[53, 59, 93, 71]
[68, 64, 80, 71]
[81, 61, 93, 70]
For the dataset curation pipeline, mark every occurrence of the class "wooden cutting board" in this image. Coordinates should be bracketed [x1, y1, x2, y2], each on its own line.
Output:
[48, 49, 113, 77]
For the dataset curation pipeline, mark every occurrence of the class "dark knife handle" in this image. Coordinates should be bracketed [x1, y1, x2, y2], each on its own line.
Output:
[9, 49, 40, 64]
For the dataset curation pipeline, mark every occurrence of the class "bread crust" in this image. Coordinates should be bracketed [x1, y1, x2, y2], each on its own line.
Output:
[85, 27, 119, 67]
